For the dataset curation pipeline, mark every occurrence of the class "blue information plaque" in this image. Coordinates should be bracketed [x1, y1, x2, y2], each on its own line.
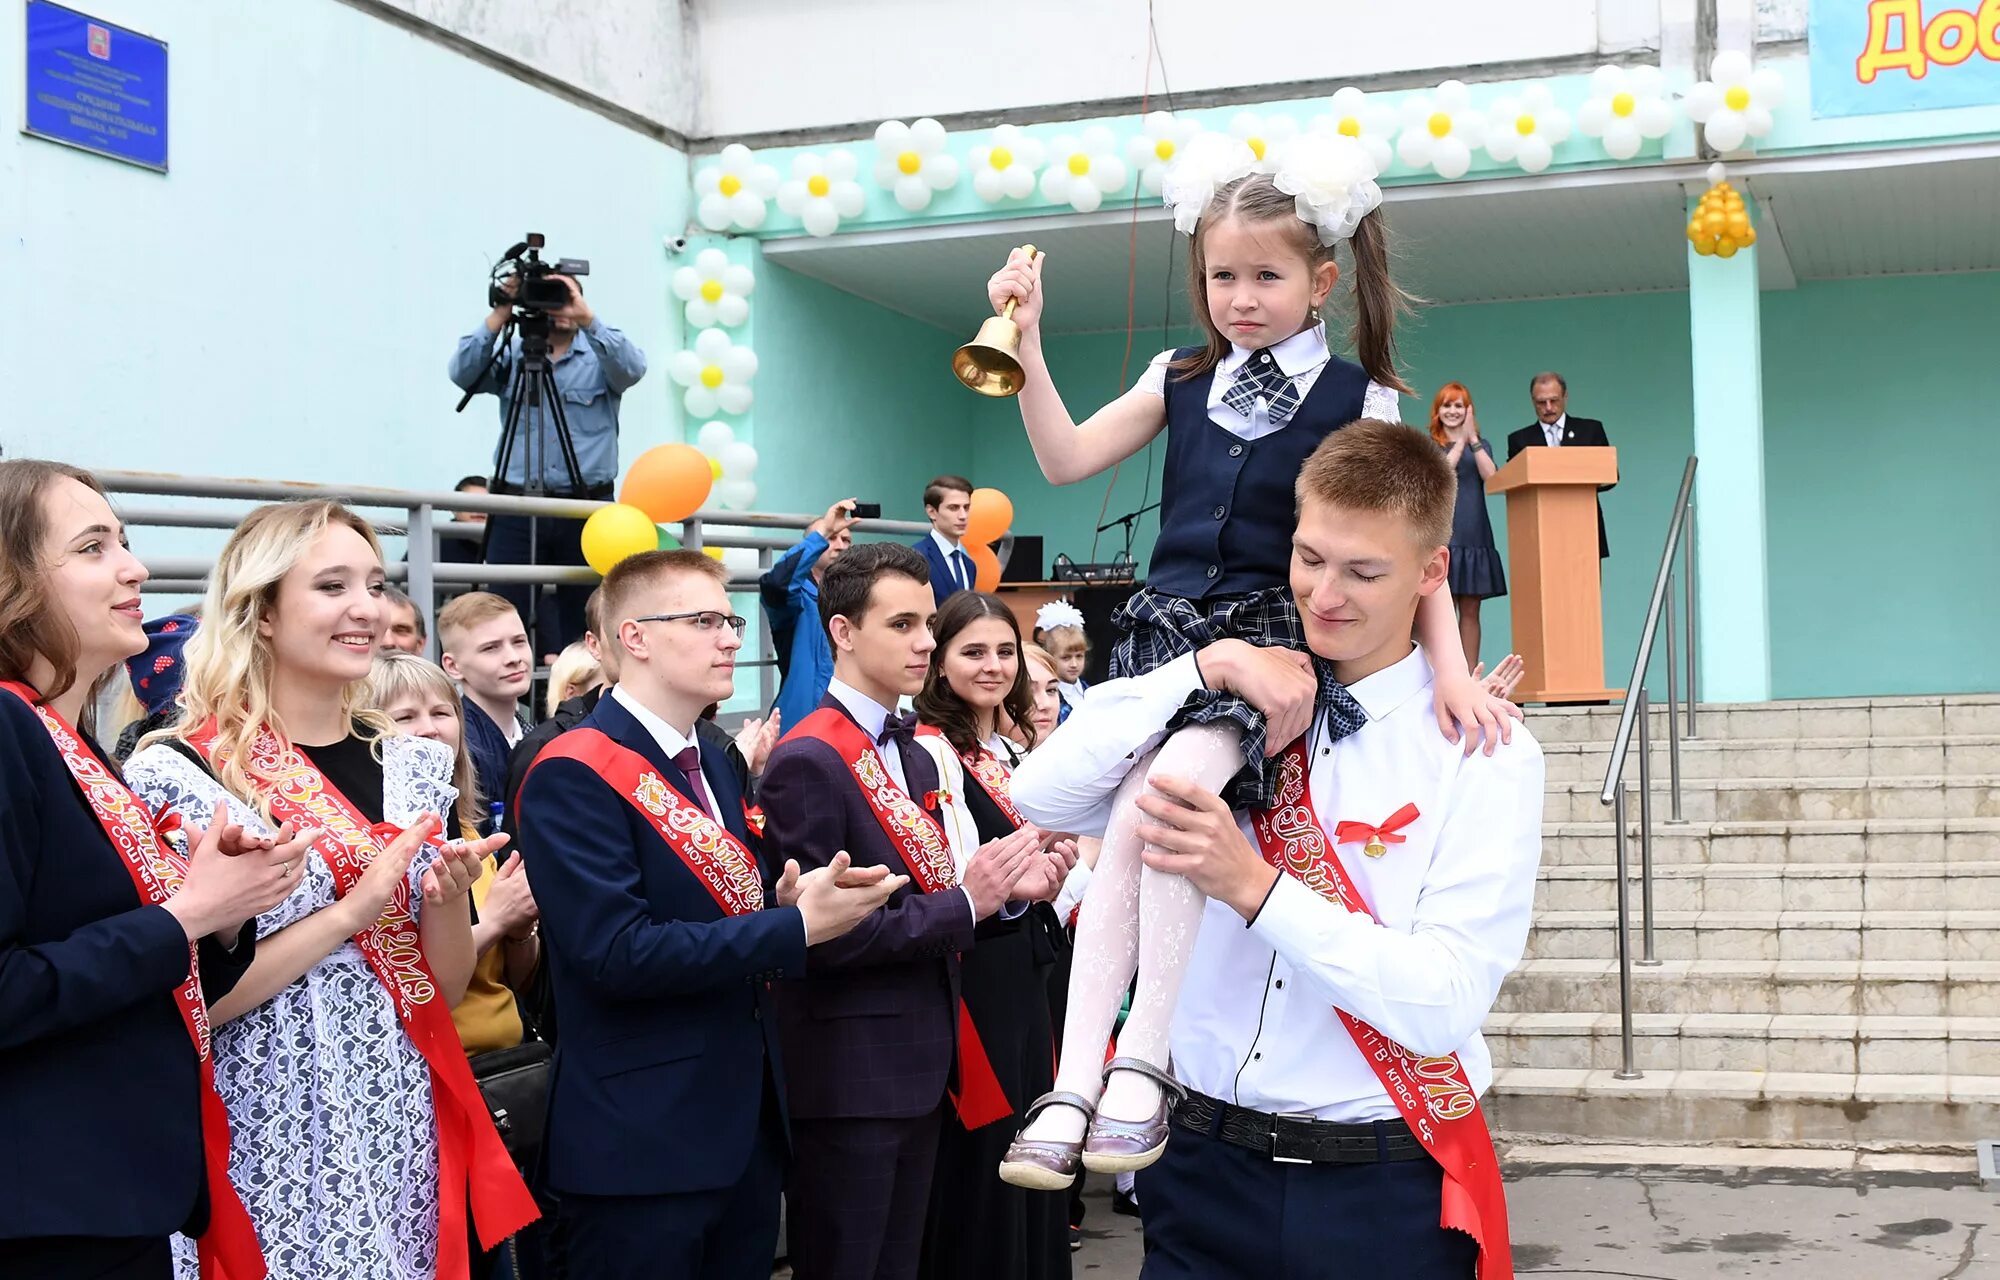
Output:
[23, 1, 169, 171]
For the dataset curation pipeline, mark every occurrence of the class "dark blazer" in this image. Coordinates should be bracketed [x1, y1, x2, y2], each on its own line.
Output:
[518, 693, 807, 1197]
[758, 695, 976, 1120]
[1506, 415, 1615, 558]
[912, 534, 972, 608]
[0, 693, 255, 1241]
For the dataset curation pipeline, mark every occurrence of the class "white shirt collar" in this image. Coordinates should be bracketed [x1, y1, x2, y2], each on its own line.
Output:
[929, 528, 963, 557]
[609, 684, 699, 762]
[1218, 322, 1329, 380]
[1342, 644, 1435, 723]
[827, 677, 895, 742]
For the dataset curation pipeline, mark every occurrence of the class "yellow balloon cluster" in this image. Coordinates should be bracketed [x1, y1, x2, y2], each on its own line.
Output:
[1688, 179, 1756, 259]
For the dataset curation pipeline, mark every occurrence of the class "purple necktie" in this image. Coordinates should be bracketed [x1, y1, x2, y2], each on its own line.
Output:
[672, 746, 716, 820]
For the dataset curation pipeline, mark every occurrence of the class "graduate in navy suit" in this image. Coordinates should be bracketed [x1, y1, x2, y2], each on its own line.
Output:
[0, 460, 311, 1279]
[519, 548, 902, 1280]
[911, 474, 979, 607]
[759, 544, 1073, 1280]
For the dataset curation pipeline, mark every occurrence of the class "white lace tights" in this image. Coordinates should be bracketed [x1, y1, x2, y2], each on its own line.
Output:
[1019, 722, 1245, 1144]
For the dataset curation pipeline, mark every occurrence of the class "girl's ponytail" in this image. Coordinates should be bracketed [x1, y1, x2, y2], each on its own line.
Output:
[1347, 210, 1415, 395]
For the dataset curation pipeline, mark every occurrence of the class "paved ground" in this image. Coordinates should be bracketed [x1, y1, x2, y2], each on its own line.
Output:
[1066, 1150, 2000, 1277]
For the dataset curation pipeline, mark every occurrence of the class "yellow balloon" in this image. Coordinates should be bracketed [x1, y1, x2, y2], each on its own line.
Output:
[1716, 239, 1739, 259]
[1686, 219, 1704, 241]
[1693, 239, 1716, 256]
[581, 504, 661, 575]
[1740, 225, 1758, 246]
[1726, 214, 1751, 238]
[709, 457, 724, 480]
[703, 545, 725, 562]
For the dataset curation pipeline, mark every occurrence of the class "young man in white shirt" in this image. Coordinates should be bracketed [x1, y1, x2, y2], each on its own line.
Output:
[1013, 419, 1543, 1279]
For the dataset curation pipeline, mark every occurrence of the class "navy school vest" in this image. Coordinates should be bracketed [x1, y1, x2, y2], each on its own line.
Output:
[1148, 347, 1371, 599]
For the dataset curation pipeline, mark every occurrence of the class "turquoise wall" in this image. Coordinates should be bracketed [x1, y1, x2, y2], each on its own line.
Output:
[1762, 273, 2000, 698]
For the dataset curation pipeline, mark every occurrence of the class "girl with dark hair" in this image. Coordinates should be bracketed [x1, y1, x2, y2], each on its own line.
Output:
[0, 459, 313, 1279]
[913, 593, 1071, 1280]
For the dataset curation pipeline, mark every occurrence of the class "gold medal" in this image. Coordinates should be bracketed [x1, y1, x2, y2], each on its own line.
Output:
[1364, 838, 1388, 859]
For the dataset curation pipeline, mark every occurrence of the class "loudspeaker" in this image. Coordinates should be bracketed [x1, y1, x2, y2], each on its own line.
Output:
[1000, 534, 1043, 584]
[1071, 584, 1139, 686]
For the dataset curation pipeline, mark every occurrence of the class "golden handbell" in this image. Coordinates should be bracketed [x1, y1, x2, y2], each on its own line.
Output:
[952, 245, 1040, 397]
[1364, 839, 1389, 859]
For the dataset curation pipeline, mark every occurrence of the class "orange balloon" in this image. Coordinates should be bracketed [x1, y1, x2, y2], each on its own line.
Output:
[621, 444, 713, 523]
[964, 488, 1014, 543]
[968, 542, 1002, 593]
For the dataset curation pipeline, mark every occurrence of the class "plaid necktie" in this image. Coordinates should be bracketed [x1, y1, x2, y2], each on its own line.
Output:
[1310, 657, 1370, 745]
[1221, 349, 1303, 427]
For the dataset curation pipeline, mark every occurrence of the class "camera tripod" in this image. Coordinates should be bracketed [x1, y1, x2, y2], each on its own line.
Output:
[454, 308, 585, 659]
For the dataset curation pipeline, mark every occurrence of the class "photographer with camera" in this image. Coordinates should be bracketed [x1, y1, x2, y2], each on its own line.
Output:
[450, 240, 647, 660]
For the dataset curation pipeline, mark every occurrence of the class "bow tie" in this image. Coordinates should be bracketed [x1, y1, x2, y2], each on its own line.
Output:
[877, 712, 918, 748]
[1310, 657, 1369, 745]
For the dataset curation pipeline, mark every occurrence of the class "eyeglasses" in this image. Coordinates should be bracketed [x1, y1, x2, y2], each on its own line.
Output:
[629, 610, 749, 638]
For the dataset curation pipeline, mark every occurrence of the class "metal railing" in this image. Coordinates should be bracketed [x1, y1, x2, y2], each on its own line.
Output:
[1599, 456, 1701, 1081]
[97, 470, 932, 714]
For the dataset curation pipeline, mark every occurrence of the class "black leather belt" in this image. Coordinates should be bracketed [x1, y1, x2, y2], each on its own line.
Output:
[1173, 1092, 1429, 1165]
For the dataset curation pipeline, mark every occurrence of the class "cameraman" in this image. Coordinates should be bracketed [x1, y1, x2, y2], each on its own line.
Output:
[449, 272, 647, 658]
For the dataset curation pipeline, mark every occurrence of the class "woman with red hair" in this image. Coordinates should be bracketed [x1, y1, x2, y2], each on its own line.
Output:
[1430, 382, 1506, 668]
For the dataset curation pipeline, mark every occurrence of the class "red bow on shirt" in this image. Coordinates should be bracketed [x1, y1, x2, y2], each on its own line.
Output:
[1333, 803, 1420, 857]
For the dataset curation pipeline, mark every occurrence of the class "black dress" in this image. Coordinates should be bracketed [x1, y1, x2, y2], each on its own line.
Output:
[918, 751, 1071, 1280]
[1445, 439, 1507, 599]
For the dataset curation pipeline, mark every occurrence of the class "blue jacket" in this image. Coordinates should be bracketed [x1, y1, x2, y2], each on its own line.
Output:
[518, 693, 807, 1196]
[462, 698, 519, 832]
[911, 533, 974, 608]
[760, 531, 835, 736]
[0, 693, 255, 1240]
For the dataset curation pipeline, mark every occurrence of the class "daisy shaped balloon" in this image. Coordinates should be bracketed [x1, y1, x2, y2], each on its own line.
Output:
[1483, 84, 1572, 174]
[1397, 80, 1486, 180]
[970, 124, 1045, 202]
[1230, 111, 1301, 172]
[1576, 64, 1674, 160]
[1039, 126, 1128, 213]
[777, 150, 865, 237]
[1312, 86, 1397, 173]
[671, 249, 755, 329]
[1126, 111, 1200, 196]
[695, 143, 781, 232]
[1685, 51, 1785, 153]
[669, 329, 758, 417]
[873, 118, 960, 212]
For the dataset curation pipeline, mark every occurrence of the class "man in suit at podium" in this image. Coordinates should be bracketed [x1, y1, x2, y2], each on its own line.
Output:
[1505, 371, 1614, 559]
[911, 474, 977, 606]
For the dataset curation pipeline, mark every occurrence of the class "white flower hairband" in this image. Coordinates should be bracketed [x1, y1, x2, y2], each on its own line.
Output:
[1161, 131, 1382, 246]
[1035, 601, 1086, 633]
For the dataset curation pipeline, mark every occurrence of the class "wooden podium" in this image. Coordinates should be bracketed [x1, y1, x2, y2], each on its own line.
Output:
[1486, 446, 1623, 704]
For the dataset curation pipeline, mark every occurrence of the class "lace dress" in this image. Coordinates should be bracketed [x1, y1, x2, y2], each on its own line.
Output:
[125, 733, 454, 1280]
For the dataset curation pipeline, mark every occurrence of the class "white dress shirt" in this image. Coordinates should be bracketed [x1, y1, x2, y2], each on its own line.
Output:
[1136, 324, 1403, 440]
[1543, 413, 1567, 448]
[929, 528, 972, 591]
[1011, 647, 1544, 1122]
[609, 685, 718, 822]
[828, 677, 982, 922]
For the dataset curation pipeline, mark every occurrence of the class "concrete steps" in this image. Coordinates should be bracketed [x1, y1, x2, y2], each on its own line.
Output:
[1485, 692, 2000, 1151]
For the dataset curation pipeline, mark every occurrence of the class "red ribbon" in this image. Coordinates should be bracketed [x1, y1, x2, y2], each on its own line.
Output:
[1333, 802, 1420, 849]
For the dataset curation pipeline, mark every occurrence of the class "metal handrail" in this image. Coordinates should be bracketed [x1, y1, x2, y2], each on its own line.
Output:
[97, 470, 933, 714]
[1599, 455, 1701, 1081]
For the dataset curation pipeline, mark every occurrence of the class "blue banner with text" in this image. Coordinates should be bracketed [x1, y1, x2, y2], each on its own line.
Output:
[24, 1, 169, 170]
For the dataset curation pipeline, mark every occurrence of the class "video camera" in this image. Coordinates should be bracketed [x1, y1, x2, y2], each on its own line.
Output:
[489, 232, 590, 312]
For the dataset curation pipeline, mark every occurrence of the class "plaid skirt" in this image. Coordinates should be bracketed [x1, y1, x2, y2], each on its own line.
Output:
[1110, 586, 1305, 809]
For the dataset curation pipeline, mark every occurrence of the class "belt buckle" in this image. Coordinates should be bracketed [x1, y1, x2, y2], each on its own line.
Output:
[1270, 1112, 1317, 1165]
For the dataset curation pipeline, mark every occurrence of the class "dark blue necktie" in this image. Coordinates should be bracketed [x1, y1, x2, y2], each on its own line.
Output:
[953, 549, 974, 591]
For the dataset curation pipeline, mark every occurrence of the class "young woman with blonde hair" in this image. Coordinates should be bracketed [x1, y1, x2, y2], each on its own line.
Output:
[125, 499, 536, 1279]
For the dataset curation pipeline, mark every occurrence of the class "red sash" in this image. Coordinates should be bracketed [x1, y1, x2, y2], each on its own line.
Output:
[795, 708, 1011, 1128]
[957, 744, 1025, 827]
[1, 685, 267, 1280]
[181, 719, 538, 1277]
[528, 728, 763, 915]
[1250, 739, 1512, 1280]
